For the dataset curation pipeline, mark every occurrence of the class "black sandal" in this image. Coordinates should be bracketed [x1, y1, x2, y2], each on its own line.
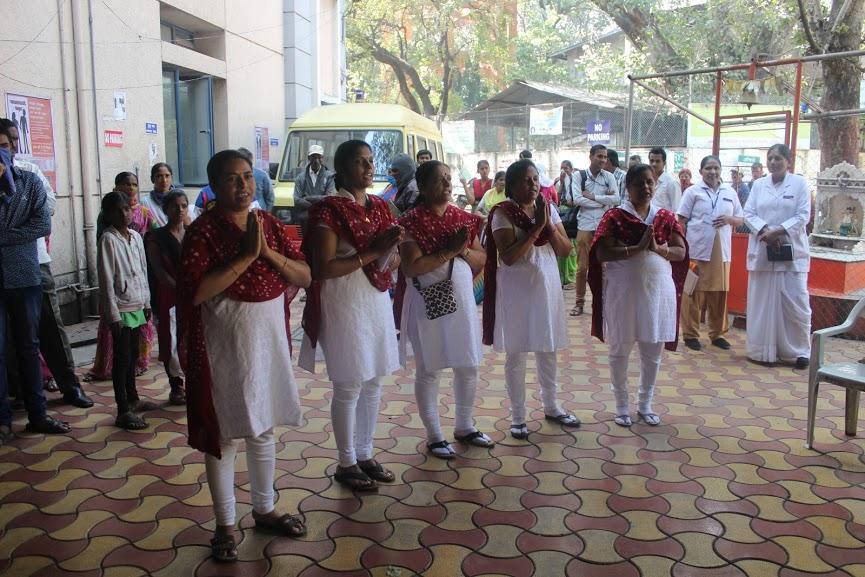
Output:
[510, 423, 529, 440]
[114, 412, 148, 430]
[544, 413, 581, 428]
[210, 533, 238, 563]
[334, 466, 378, 492]
[358, 460, 395, 483]
[254, 513, 307, 537]
[454, 430, 494, 448]
[25, 416, 70, 434]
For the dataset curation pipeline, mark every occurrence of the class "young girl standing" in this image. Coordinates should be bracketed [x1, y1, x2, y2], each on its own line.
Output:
[97, 191, 156, 430]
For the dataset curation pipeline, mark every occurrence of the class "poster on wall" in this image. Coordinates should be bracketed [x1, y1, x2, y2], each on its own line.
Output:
[529, 106, 563, 136]
[113, 91, 127, 121]
[254, 126, 269, 171]
[4, 93, 57, 190]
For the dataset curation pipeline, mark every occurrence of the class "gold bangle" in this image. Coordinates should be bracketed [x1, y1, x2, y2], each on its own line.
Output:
[356, 254, 364, 269]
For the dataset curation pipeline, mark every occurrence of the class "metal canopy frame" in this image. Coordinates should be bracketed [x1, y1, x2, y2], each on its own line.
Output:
[624, 49, 865, 170]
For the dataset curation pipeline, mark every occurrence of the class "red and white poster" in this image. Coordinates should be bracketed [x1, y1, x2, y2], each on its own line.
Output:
[254, 126, 269, 171]
[4, 93, 57, 190]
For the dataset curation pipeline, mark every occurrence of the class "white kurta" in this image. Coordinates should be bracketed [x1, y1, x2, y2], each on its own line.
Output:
[743, 173, 812, 362]
[400, 254, 481, 372]
[202, 293, 301, 440]
[603, 203, 677, 345]
[299, 236, 400, 383]
[491, 206, 568, 353]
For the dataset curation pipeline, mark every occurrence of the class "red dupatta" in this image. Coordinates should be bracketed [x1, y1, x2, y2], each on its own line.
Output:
[587, 206, 689, 352]
[301, 194, 395, 348]
[177, 209, 303, 458]
[481, 200, 552, 346]
[393, 203, 483, 326]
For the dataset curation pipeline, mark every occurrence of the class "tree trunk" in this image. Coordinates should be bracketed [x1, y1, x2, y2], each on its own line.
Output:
[817, 57, 861, 169]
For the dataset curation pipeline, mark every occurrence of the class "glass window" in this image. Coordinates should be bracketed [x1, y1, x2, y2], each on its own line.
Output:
[160, 23, 173, 42]
[162, 71, 179, 174]
[417, 137, 428, 154]
[436, 142, 444, 160]
[407, 134, 415, 161]
[279, 130, 403, 182]
[174, 27, 195, 50]
[176, 76, 213, 185]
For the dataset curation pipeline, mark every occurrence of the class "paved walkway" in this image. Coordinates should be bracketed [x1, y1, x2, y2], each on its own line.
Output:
[2, 308, 865, 577]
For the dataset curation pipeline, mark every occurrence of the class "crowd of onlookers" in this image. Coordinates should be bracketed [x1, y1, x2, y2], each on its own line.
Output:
[0, 126, 812, 562]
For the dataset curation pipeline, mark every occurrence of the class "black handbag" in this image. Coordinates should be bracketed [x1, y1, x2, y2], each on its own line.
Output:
[559, 170, 585, 239]
[766, 243, 793, 261]
[412, 259, 458, 320]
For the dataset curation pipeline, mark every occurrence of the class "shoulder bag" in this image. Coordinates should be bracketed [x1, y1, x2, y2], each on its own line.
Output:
[413, 258, 458, 320]
[560, 170, 585, 238]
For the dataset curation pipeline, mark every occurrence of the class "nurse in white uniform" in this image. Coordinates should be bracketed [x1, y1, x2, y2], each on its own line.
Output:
[677, 155, 744, 352]
[743, 143, 811, 368]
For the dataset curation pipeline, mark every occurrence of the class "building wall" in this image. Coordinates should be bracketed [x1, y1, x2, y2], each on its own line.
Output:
[0, 0, 289, 320]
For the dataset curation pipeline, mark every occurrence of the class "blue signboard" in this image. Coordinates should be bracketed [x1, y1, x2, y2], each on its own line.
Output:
[145, 122, 158, 134]
[586, 119, 610, 144]
[269, 137, 279, 147]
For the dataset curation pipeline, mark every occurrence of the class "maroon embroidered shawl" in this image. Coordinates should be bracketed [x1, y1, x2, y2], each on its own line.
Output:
[178, 209, 304, 458]
[302, 194, 396, 348]
[587, 206, 689, 352]
[393, 203, 483, 326]
[481, 200, 552, 346]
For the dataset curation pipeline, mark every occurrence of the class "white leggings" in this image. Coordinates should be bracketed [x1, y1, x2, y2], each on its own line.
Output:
[205, 430, 275, 526]
[504, 351, 562, 425]
[331, 378, 382, 467]
[166, 307, 183, 379]
[608, 341, 664, 415]
[415, 358, 478, 443]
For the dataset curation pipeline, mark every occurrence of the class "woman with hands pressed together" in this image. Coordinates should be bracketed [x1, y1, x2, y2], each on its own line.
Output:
[178, 150, 311, 563]
[397, 160, 491, 459]
[743, 144, 811, 368]
[300, 139, 403, 492]
[588, 164, 688, 427]
[482, 159, 578, 440]
[677, 155, 744, 351]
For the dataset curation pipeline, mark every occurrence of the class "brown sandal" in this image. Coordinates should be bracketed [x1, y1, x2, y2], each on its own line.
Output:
[210, 533, 237, 563]
[358, 460, 395, 483]
[254, 513, 307, 537]
[334, 466, 378, 492]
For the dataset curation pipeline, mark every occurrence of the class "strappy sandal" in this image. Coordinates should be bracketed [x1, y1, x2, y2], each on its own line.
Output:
[544, 413, 581, 428]
[510, 423, 529, 440]
[358, 460, 395, 483]
[114, 412, 148, 430]
[254, 512, 307, 537]
[454, 430, 494, 448]
[427, 440, 456, 459]
[210, 533, 238, 563]
[614, 414, 633, 427]
[334, 466, 378, 492]
[570, 306, 584, 317]
[638, 411, 661, 426]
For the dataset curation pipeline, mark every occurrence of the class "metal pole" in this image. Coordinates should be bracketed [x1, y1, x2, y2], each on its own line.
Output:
[624, 79, 634, 164]
[526, 104, 531, 151]
[630, 48, 865, 81]
[712, 71, 723, 156]
[631, 78, 714, 125]
[790, 61, 803, 172]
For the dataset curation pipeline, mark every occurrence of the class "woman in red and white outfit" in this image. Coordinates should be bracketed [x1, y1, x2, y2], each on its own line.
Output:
[397, 160, 491, 458]
[300, 139, 403, 492]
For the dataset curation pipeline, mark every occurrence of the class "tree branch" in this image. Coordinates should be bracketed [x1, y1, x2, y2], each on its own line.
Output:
[796, 0, 825, 54]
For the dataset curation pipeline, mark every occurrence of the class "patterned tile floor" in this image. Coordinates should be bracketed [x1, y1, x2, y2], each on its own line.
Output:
[2, 304, 865, 577]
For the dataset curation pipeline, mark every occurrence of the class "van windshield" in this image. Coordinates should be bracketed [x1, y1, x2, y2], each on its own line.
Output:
[279, 130, 402, 182]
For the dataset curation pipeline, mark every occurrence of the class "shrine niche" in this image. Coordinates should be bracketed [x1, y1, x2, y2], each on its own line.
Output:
[811, 162, 865, 254]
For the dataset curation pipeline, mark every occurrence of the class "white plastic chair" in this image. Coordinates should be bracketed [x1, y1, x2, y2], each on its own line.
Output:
[806, 296, 865, 449]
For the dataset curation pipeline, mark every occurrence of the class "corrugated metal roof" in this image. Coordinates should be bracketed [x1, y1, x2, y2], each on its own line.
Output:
[466, 80, 628, 113]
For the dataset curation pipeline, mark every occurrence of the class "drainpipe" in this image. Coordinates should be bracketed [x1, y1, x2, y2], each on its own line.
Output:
[71, 0, 99, 293]
[57, 0, 85, 319]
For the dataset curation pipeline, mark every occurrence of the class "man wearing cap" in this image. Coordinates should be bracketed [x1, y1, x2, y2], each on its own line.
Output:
[294, 144, 335, 226]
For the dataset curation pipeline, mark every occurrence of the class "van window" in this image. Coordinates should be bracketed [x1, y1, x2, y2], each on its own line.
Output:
[416, 137, 428, 155]
[436, 142, 444, 161]
[407, 134, 416, 161]
[280, 130, 402, 182]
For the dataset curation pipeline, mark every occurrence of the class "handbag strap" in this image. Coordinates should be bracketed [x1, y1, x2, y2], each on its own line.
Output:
[412, 257, 455, 290]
